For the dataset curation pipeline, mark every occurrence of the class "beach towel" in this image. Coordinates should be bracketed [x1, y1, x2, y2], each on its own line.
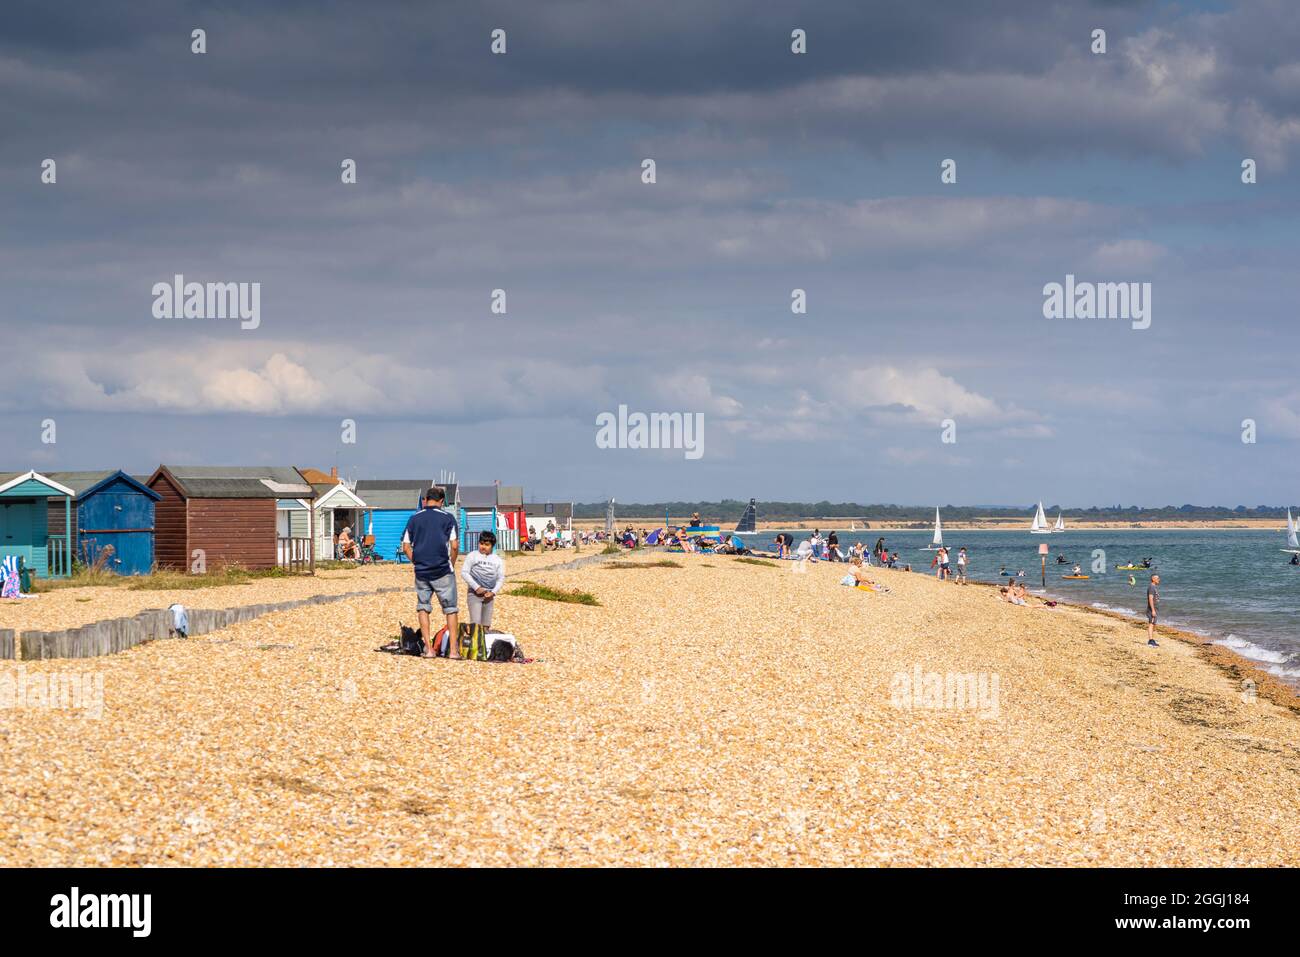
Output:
[1, 556, 20, 598]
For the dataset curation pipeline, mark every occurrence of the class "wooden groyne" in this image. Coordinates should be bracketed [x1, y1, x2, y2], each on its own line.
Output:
[0, 586, 407, 661]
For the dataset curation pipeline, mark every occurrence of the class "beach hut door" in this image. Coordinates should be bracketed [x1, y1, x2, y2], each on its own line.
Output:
[0, 501, 35, 567]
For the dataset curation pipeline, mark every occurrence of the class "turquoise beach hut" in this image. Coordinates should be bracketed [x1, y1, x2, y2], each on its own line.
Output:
[0, 470, 76, 578]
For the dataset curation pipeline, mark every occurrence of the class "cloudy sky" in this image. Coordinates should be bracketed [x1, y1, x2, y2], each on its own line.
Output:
[3, 0, 1298, 506]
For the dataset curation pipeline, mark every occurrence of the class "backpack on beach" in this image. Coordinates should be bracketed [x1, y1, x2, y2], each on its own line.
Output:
[399, 624, 425, 656]
[458, 623, 489, 661]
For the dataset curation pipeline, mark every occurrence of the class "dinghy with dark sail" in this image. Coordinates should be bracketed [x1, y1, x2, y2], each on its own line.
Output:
[735, 498, 757, 534]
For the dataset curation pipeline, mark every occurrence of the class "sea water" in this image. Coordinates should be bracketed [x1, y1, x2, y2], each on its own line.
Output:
[750, 528, 1300, 688]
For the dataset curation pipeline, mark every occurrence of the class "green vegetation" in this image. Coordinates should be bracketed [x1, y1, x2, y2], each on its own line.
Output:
[35, 564, 325, 593]
[605, 559, 682, 569]
[734, 557, 778, 567]
[507, 582, 600, 606]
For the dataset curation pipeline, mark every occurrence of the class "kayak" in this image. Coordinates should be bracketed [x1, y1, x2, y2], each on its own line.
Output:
[1061, 574, 1090, 580]
[1115, 565, 1150, 571]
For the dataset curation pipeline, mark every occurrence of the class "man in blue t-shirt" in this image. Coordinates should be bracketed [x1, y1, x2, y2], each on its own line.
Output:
[401, 487, 460, 658]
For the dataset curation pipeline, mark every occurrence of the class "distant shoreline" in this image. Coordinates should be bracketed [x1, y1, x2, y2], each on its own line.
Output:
[579, 519, 1286, 532]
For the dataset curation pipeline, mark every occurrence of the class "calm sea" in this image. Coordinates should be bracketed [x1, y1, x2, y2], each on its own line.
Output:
[743, 528, 1300, 688]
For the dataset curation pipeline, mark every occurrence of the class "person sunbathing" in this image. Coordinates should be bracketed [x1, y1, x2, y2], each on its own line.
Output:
[337, 526, 361, 561]
[851, 557, 875, 586]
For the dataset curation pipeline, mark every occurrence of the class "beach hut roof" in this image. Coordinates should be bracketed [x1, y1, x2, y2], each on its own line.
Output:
[0, 470, 77, 497]
[152, 465, 315, 499]
[313, 483, 366, 509]
[525, 501, 573, 521]
[353, 479, 427, 510]
[497, 485, 524, 507]
[459, 485, 498, 509]
[297, 467, 339, 485]
[44, 470, 161, 501]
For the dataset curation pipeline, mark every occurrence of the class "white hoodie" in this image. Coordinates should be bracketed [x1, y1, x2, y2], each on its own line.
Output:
[462, 550, 505, 593]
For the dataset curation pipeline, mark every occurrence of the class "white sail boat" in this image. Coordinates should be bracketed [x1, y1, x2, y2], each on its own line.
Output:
[1030, 501, 1052, 534]
[1053, 511, 1065, 532]
[1282, 509, 1300, 553]
[921, 507, 943, 550]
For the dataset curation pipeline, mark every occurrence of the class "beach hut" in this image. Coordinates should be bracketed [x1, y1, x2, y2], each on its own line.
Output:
[496, 485, 525, 551]
[354, 479, 461, 563]
[458, 485, 499, 553]
[310, 482, 367, 560]
[146, 466, 316, 572]
[43, 470, 161, 576]
[525, 501, 573, 543]
[0, 471, 75, 578]
[354, 480, 427, 563]
[294, 467, 368, 560]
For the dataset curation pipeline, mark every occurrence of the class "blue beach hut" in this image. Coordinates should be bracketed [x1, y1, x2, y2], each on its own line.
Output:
[45, 470, 161, 576]
[458, 485, 499, 553]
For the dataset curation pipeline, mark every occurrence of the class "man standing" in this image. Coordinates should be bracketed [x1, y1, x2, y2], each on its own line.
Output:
[1146, 574, 1161, 647]
[401, 487, 460, 659]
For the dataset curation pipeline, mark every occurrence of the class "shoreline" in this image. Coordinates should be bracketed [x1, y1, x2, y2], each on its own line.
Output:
[952, 574, 1300, 713]
[582, 520, 1287, 532]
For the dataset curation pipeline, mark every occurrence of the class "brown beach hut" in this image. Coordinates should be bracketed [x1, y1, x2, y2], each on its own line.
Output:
[145, 465, 317, 572]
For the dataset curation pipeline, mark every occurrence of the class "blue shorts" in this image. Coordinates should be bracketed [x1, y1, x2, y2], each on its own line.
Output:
[416, 574, 458, 615]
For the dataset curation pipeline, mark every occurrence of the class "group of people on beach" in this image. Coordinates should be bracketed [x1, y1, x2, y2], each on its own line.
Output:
[928, 545, 968, 583]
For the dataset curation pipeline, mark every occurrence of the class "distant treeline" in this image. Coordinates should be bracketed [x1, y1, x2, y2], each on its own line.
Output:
[574, 500, 1298, 522]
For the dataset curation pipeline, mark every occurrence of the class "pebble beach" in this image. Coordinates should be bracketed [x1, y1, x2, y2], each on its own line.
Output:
[2, 551, 1298, 866]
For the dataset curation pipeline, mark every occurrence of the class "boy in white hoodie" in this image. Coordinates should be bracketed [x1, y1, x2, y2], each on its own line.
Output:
[461, 530, 506, 628]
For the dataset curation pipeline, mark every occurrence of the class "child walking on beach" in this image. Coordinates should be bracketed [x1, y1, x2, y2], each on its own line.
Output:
[462, 530, 506, 629]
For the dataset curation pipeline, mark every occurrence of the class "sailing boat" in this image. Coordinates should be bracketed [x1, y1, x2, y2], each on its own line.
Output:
[1030, 501, 1052, 534]
[734, 498, 757, 535]
[1282, 509, 1300, 553]
[921, 507, 943, 550]
[1053, 511, 1065, 533]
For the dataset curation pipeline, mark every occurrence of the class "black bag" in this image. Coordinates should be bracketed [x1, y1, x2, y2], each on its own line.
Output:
[487, 636, 514, 662]
[399, 624, 425, 656]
